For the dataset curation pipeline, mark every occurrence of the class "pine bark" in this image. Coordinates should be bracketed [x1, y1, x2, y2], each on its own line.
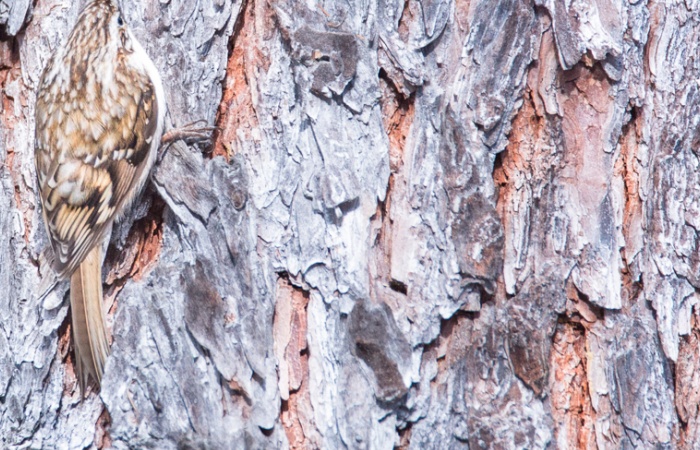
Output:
[0, 0, 696, 448]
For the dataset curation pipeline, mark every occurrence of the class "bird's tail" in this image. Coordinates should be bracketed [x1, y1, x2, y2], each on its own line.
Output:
[70, 246, 110, 395]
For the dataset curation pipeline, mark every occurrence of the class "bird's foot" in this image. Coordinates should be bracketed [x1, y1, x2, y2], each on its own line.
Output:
[161, 120, 217, 146]
[158, 120, 218, 162]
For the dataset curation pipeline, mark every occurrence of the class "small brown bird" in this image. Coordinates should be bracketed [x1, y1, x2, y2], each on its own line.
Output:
[34, 0, 165, 393]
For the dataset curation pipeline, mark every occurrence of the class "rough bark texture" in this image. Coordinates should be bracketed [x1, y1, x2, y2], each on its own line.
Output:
[1, 0, 699, 448]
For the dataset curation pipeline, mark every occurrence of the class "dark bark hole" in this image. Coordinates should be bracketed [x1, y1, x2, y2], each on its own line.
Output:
[389, 279, 407, 295]
[259, 426, 274, 437]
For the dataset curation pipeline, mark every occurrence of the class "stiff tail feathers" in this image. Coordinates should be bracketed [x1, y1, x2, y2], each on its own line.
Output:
[70, 246, 110, 396]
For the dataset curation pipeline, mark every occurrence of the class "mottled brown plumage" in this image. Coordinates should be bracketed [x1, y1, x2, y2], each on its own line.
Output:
[34, 0, 165, 394]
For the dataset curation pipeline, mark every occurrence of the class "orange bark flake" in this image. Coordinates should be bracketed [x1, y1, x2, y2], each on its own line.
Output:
[94, 408, 112, 449]
[212, 0, 271, 160]
[274, 277, 319, 450]
[550, 319, 597, 449]
[104, 196, 166, 307]
[379, 75, 415, 173]
[1, 40, 33, 246]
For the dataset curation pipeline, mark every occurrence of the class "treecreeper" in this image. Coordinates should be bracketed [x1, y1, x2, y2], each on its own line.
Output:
[34, 0, 165, 395]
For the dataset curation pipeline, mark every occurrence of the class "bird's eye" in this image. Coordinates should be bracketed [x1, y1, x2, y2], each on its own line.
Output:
[117, 16, 124, 26]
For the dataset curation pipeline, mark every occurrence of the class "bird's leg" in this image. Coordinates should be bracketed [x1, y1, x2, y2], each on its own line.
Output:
[158, 120, 217, 163]
[161, 120, 217, 146]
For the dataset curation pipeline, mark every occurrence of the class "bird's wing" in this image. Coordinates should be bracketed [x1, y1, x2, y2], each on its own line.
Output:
[35, 76, 159, 278]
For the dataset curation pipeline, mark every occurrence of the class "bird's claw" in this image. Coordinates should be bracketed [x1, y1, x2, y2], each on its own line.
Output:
[158, 120, 219, 162]
[161, 120, 218, 146]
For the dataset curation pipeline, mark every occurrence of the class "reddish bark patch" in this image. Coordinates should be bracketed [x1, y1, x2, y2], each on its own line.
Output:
[550, 317, 597, 449]
[618, 110, 642, 239]
[495, 87, 546, 186]
[57, 316, 79, 397]
[453, 0, 472, 35]
[274, 277, 317, 449]
[497, 39, 602, 448]
[104, 195, 166, 309]
[616, 106, 644, 307]
[94, 408, 112, 449]
[0, 41, 19, 146]
[396, 423, 413, 449]
[495, 85, 548, 294]
[397, 0, 414, 42]
[1, 40, 32, 246]
[374, 67, 415, 300]
[212, 0, 271, 159]
[379, 72, 415, 173]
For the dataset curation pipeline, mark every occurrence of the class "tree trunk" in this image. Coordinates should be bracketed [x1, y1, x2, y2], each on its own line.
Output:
[0, 0, 696, 448]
